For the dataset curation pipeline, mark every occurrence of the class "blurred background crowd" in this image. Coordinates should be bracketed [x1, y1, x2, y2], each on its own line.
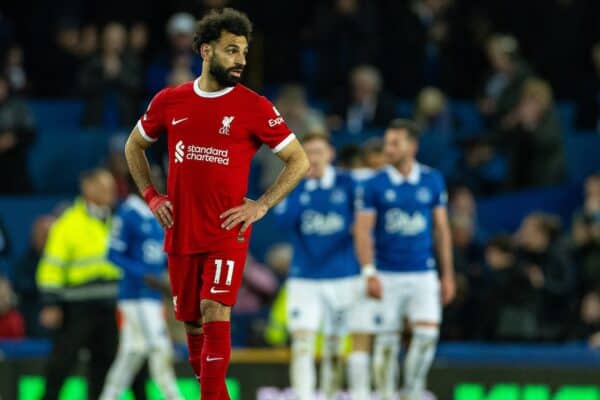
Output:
[0, 0, 599, 349]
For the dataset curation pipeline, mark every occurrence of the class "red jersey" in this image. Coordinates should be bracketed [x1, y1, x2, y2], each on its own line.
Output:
[137, 79, 294, 254]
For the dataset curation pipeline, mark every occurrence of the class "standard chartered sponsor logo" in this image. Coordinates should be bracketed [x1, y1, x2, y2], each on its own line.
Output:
[384, 209, 426, 235]
[175, 140, 185, 163]
[173, 140, 230, 165]
[300, 210, 345, 235]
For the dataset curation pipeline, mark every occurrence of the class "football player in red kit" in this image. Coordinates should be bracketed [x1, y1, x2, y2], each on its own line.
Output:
[124, 8, 309, 399]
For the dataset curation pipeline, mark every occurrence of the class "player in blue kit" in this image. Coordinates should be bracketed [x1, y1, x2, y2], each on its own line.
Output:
[348, 119, 455, 400]
[274, 132, 360, 400]
[99, 180, 182, 400]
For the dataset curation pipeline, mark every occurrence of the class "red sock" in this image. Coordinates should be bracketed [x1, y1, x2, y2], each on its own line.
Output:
[201, 321, 231, 400]
[186, 332, 204, 383]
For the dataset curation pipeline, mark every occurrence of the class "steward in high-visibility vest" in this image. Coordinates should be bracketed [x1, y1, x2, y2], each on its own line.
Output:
[36, 197, 120, 302]
[36, 168, 122, 400]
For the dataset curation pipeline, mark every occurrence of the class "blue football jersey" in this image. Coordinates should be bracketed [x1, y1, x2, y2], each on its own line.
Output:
[108, 195, 167, 300]
[357, 163, 447, 272]
[274, 166, 360, 279]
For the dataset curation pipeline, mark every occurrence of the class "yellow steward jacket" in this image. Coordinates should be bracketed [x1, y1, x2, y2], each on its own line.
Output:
[36, 198, 120, 303]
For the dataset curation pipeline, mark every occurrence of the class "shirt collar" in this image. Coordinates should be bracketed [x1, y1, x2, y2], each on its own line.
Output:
[385, 163, 421, 185]
[193, 78, 235, 98]
[305, 165, 336, 191]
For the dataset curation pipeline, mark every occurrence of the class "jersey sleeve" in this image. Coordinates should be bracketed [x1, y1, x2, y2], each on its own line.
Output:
[431, 171, 448, 208]
[252, 96, 296, 153]
[355, 177, 377, 213]
[108, 212, 130, 254]
[107, 210, 146, 277]
[137, 88, 169, 142]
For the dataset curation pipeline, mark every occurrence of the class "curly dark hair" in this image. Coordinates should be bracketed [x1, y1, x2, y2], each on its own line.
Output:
[192, 8, 252, 54]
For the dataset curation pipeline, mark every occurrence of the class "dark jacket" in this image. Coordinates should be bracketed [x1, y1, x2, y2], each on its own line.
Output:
[79, 53, 142, 129]
[0, 97, 36, 193]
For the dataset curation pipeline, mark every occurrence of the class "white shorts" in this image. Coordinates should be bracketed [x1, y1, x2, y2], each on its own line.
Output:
[286, 276, 361, 336]
[347, 295, 385, 334]
[376, 270, 441, 332]
[118, 298, 172, 354]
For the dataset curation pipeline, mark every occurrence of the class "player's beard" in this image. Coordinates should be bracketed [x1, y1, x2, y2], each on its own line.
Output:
[209, 58, 243, 87]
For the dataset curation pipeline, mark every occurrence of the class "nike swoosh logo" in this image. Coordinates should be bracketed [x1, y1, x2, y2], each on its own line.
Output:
[210, 287, 230, 294]
[172, 117, 189, 125]
[206, 356, 224, 362]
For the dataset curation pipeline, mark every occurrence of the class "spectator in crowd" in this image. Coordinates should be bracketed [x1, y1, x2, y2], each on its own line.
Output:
[576, 42, 600, 132]
[0, 276, 25, 339]
[313, 0, 379, 97]
[146, 12, 200, 95]
[515, 212, 575, 340]
[479, 34, 533, 123]
[483, 235, 539, 341]
[578, 290, 600, 348]
[443, 186, 486, 340]
[328, 65, 396, 134]
[12, 215, 56, 337]
[36, 168, 121, 400]
[79, 24, 99, 61]
[3, 44, 28, 94]
[35, 19, 82, 96]
[0, 75, 36, 193]
[449, 135, 507, 196]
[0, 217, 10, 277]
[493, 78, 566, 190]
[571, 173, 600, 294]
[128, 22, 149, 63]
[274, 85, 326, 140]
[79, 22, 142, 129]
[414, 86, 457, 176]
[381, 0, 453, 97]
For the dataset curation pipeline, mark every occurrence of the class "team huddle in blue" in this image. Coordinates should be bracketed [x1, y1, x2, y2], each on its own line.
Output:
[275, 164, 445, 278]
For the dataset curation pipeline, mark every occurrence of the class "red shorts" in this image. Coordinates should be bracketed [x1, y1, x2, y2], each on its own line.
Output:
[167, 248, 248, 322]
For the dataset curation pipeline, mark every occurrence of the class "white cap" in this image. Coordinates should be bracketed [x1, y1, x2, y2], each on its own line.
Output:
[167, 12, 195, 36]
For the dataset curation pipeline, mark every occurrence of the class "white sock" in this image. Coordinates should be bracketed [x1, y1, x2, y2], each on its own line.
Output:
[403, 326, 438, 398]
[373, 332, 400, 400]
[149, 346, 183, 400]
[320, 336, 341, 399]
[99, 350, 145, 400]
[291, 333, 316, 400]
[347, 351, 370, 400]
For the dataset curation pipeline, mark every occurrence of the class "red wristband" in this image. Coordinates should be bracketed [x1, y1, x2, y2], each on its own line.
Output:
[142, 185, 159, 205]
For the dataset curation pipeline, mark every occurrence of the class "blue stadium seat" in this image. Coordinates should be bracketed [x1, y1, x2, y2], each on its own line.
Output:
[450, 100, 484, 139]
[27, 100, 83, 129]
[28, 129, 109, 193]
[565, 133, 600, 182]
[395, 100, 413, 118]
[556, 101, 576, 136]
[330, 129, 383, 149]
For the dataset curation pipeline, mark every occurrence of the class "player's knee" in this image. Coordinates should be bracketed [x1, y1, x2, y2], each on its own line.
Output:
[351, 333, 372, 352]
[411, 325, 439, 350]
[200, 299, 231, 322]
[291, 331, 315, 356]
[185, 320, 203, 334]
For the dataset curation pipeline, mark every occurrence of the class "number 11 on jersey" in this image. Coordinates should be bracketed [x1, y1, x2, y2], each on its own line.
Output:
[214, 259, 235, 285]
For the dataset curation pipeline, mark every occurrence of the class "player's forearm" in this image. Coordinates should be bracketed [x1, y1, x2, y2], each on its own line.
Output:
[354, 231, 375, 268]
[125, 135, 154, 193]
[435, 225, 454, 278]
[257, 152, 309, 210]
